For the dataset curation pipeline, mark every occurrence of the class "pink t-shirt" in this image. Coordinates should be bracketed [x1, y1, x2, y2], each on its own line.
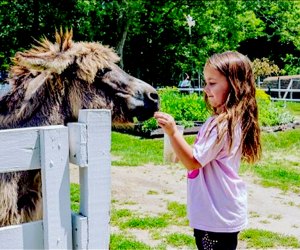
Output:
[188, 116, 247, 232]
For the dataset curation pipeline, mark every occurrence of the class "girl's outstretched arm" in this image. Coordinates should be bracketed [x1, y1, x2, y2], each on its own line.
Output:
[154, 112, 201, 170]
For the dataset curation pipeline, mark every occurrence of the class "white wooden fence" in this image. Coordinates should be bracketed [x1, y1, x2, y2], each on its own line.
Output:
[259, 75, 300, 102]
[0, 109, 111, 249]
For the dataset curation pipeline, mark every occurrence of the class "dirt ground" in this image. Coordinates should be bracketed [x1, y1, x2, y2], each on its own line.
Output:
[70, 163, 300, 249]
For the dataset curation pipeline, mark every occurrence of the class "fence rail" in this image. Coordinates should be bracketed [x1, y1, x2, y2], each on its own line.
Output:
[259, 76, 300, 102]
[0, 109, 111, 249]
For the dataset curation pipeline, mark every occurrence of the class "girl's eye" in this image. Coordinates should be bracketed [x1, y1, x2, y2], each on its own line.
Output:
[205, 82, 216, 86]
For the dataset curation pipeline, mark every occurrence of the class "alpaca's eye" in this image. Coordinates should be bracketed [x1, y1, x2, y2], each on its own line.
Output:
[96, 68, 111, 78]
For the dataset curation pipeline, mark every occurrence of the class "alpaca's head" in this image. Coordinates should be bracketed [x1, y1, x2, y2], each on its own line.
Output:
[5, 30, 159, 126]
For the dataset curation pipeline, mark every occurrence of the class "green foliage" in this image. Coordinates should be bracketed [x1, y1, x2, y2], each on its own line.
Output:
[1, 0, 299, 86]
[256, 88, 271, 104]
[281, 54, 300, 75]
[252, 58, 280, 79]
[256, 89, 294, 126]
[258, 100, 294, 126]
[142, 88, 294, 132]
[142, 87, 209, 132]
[140, 118, 158, 133]
[158, 88, 209, 121]
[70, 183, 80, 212]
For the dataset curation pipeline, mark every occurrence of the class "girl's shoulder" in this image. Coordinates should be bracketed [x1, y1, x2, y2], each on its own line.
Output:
[197, 116, 219, 140]
[202, 115, 225, 131]
[203, 116, 217, 127]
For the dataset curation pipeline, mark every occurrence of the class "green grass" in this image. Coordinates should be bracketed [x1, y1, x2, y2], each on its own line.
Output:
[253, 162, 299, 191]
[241, 129, 300, 192]
[285, 101, 300, 117]
[69, 127, 300, 249]
[111, 132, 196, 166]
[110, 234, 151, 250]
[112, 129, 300, 192]
[70, 183, 80, 212]
[240, 229, 300, 248]
[261, 128, 300, 150]
[119, 216, 168, 229]
[111, 132, 165, 166]
[111, 209, 133, 226]
[167, 201, 186, 218]
[164, 233, 196, 248]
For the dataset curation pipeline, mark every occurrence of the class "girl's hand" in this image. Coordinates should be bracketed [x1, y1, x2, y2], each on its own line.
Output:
[154, 111, 200, 170]
[154, 112, 177, 136]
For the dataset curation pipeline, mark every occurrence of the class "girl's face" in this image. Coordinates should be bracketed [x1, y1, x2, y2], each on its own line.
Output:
[203, 65, 230, 113]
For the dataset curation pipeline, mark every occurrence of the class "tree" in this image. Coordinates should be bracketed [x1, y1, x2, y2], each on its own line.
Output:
[251, 58, 280, 80]
[239, 0, 300, 74]
[0, 0, 299, 83]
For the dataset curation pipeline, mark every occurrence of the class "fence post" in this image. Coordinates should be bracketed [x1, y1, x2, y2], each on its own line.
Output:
[40, 126, 72, 249]
[77, 109, 111, 249]
[257, 76, 261, 88]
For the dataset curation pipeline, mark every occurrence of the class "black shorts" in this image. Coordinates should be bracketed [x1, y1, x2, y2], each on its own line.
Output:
[194, 229, 239, 250]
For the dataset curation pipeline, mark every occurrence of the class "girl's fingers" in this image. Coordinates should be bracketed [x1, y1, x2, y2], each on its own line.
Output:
[155, 113, 173, 122]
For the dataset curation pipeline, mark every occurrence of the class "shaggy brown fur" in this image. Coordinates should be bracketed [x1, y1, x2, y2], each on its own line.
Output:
[0, 30, 159, 226]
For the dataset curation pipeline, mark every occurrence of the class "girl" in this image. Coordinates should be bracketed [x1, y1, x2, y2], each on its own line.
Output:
[154, 51, 261, 250]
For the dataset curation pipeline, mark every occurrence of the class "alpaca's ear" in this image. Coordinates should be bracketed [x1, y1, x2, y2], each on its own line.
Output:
[14, 50, 73, 75]
[12, 30, 74, 74]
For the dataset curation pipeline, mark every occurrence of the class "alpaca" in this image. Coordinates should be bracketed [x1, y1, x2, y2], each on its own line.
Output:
[0, 30, 159, 226]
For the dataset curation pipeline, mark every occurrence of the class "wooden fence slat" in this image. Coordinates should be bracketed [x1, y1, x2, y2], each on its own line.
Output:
[72, 213, 88, 249]
[0, 128, 40, 172]
[0, 221, 43, 249]
[40, 126, 72, 249]
[68, 123, 87, 167]
[78, 109, 111, 249]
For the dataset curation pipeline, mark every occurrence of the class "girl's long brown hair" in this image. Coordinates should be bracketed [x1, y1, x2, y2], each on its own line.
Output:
[204, 51, 261, 163]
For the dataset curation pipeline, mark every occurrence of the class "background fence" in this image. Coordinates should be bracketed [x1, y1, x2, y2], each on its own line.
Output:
[178, 75, 300, 102]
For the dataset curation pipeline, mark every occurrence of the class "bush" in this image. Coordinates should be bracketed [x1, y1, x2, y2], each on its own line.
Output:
[251, 58, 280, 80]
[256, 89, 294, 126]
[142, 87, 209, 132]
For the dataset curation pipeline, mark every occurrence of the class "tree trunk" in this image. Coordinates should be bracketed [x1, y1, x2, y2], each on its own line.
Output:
[116, 21, 130, 69]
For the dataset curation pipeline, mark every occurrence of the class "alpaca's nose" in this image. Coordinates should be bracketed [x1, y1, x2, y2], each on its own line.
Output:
[144, 87, 160, 111]
[148, 91, 159, 105]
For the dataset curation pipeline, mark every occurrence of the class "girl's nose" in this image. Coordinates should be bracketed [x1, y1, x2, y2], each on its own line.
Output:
[204, 85, 209, 94]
